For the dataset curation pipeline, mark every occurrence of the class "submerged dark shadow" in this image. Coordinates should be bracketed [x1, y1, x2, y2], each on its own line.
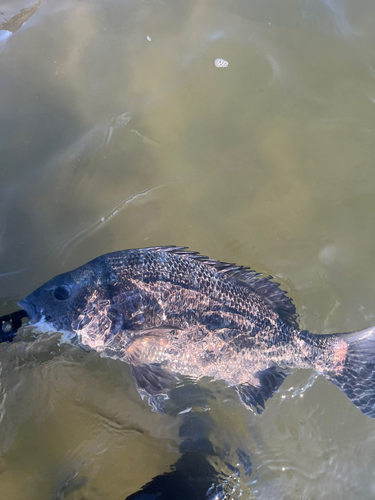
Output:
[125, 386, 252, 500]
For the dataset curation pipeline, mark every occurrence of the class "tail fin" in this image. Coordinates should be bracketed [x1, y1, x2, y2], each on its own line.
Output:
[325, 326, 375, 418]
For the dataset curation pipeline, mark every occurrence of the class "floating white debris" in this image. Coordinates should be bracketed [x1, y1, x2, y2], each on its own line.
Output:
[214, 58, 229, 68]
[147, 35, 151, 41]
[178, 407, 192, 414]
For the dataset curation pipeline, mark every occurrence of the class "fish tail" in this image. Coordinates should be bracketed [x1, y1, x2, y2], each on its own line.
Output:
[318, 326, 375, 417]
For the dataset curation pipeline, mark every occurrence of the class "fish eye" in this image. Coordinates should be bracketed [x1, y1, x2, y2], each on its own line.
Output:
[53, 285, 71, 301]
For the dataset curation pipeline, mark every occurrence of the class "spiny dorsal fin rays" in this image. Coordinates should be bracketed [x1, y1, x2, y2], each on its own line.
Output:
[151, 246, 298, 329]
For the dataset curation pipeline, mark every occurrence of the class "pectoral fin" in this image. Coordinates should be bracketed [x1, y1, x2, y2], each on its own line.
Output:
[235, 366, 288, 413]
[131, 363, 178, 413]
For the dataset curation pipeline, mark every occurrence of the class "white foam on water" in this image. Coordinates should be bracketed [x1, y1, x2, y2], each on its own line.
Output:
[214, 58, 229, 68]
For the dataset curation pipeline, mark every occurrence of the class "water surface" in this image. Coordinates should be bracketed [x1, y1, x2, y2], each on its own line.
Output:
[1, 0, 375, 498]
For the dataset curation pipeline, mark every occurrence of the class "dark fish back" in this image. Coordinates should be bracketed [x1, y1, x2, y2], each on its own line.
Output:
[103, 246, 297, 336]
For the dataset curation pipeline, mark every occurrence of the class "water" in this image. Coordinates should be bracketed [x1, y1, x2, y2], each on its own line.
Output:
[1, 0, 375, 498]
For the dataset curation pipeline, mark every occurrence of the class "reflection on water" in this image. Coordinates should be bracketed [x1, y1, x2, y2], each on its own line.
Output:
[0, 1, 41, 34]
[1, 0, 375, 498]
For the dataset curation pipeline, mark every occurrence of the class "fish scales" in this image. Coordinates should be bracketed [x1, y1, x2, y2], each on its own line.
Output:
[18, 246, 375, 416]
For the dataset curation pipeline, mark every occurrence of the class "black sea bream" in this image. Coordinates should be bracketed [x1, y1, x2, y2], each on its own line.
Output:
[18, 246, 375, 415]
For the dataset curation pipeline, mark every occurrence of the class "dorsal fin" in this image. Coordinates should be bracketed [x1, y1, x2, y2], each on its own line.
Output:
[224, 267, 298, 328]
[151, 246, 298, 328]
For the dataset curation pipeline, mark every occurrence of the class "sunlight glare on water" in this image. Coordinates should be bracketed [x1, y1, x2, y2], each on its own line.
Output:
[1, 0, 375, 498]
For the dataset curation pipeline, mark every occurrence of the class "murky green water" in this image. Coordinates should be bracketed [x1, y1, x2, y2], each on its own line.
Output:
[1, 0, 375, 498]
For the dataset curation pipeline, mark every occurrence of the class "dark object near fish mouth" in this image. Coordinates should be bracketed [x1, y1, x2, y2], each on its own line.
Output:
[0, 309, 29, 342]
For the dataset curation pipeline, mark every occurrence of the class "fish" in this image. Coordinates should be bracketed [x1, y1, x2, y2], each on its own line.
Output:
[17, 246, 375, 416]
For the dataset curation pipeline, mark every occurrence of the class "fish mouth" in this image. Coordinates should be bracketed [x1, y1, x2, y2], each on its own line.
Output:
[17, 300, 41, 324]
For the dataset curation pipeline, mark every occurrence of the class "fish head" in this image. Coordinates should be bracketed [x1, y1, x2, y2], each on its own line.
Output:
[18, 257, 111, 341]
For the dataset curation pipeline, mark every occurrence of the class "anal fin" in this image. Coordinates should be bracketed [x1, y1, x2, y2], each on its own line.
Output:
[235, 366, 288, 413]
[131, 363, 178, 413]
